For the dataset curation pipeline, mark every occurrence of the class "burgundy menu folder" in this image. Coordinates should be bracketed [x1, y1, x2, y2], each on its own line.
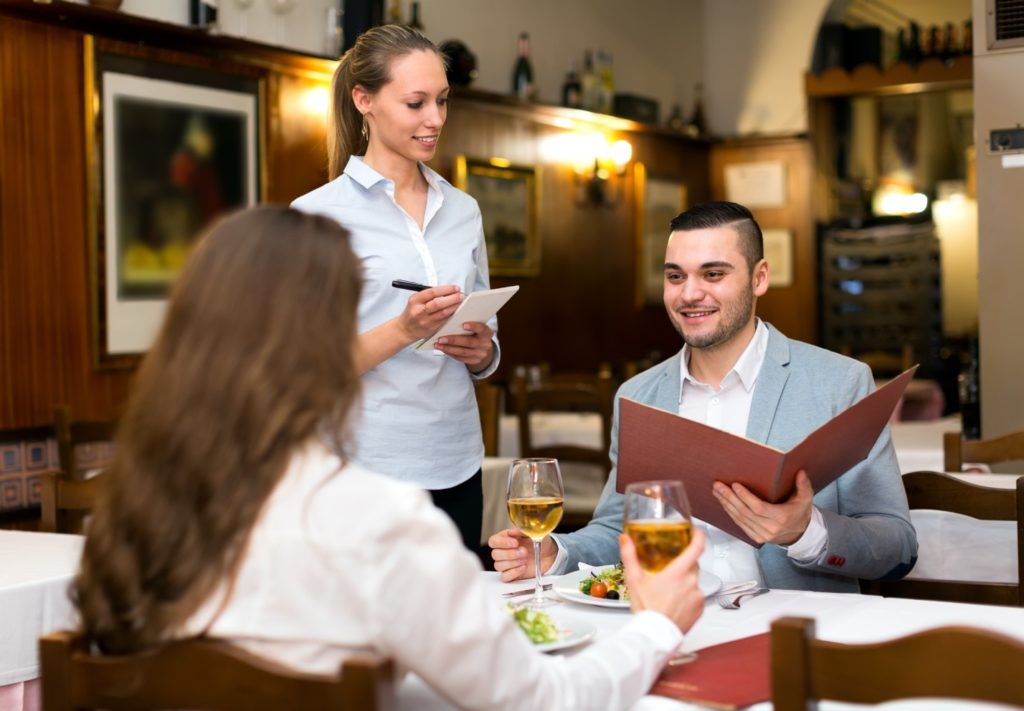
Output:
[617, 366, 917, 547]
[651, 632, 770, 709]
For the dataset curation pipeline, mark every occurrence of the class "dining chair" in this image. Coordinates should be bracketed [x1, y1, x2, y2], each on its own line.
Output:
[771, 616, 1024, 711]
[473, 380, 502, 457]
[943, 429, 1024, 472]
[38, 470, 104, 534]
[53, 404, 118, 482]
[39, 629, 395, 711]
[860, 470, 1024, 607]
[512, 366, 614, 529]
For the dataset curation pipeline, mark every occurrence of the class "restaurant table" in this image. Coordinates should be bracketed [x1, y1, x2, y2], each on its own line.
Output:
[890, 415, 962, 473]
[0, 530, 83, 711]
[395, 572, 1024, 710]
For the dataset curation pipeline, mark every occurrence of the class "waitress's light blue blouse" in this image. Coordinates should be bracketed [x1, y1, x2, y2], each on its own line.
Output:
[292, 156, 500, 488]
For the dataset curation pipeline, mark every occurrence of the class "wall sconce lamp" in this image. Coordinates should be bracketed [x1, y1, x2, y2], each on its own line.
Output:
[545, 131, 633, 207]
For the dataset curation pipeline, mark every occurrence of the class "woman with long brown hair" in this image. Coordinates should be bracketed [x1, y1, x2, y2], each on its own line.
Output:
[292, 24, 496, 550]
[73, 205, 708, 709]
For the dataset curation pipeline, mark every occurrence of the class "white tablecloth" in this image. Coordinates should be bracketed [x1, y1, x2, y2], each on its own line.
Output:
[397, 573, 1024, 710]
[0, 531, 83, 687]
[890, 416, 962, 473]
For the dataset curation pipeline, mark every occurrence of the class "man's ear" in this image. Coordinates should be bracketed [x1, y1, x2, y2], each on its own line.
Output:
[753, 258, 770, 297]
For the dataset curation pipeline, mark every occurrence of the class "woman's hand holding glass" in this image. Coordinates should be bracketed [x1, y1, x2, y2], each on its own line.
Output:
[621, 481, 705, 651]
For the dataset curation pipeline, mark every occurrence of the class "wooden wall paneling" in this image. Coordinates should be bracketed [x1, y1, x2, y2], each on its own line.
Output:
[709, 137, 816, 344]
[0, 16, 132, 429]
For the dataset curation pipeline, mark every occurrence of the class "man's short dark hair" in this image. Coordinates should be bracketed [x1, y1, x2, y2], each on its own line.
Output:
[669, 201, 764, 271]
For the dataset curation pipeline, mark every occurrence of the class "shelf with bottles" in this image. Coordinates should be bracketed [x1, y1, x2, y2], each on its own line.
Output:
[451, 86, 713, 142]
[805, 55, 972, 98]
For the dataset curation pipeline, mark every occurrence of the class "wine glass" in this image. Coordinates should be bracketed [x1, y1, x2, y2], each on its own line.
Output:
[623, 480, 696, 664]
[506, 458, 564, 608]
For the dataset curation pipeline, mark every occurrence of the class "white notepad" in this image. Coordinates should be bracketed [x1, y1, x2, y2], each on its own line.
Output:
[415, 285, 519, 351]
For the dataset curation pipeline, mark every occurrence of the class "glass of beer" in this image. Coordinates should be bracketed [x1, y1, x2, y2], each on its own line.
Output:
[623, 480, 693, 573]
[507, 458, 565, 608]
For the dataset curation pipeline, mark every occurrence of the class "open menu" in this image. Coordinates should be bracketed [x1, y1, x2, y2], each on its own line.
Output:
[414, 285, 519, 351]
[616, 366, 917, 547]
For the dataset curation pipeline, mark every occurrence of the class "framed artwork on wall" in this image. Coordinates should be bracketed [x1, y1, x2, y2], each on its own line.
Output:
[634, 163, 687, 307]
[453, 155, 540, 277]
[86, 41, 263, 369]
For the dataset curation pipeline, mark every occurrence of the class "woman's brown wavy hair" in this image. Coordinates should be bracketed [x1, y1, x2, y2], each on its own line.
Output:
[73, 205, 362, 653]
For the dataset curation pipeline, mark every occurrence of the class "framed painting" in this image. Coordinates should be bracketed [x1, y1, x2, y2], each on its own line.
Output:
[634, 163, 687, 306]
[86, 42, 262, 369]
[453, 156, 540, 277]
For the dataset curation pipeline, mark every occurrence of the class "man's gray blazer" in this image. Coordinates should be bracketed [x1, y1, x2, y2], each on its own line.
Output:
[554, 323, 918, 593]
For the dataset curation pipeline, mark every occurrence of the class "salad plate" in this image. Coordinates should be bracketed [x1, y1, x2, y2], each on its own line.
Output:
[552, 565, 723, 608]
[534, 616, 597, 653]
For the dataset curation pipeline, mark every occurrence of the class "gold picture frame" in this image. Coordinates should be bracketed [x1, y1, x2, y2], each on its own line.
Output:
[453, 156, 540, 277]
[634, 163, 687, 306]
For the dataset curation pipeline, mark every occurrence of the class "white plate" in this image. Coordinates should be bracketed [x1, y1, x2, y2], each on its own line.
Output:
[551, 566, 723, 608]
[533, 615, 597, 653]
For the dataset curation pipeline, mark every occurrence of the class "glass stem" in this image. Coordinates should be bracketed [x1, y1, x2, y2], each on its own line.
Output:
[533, 540, 543, 605]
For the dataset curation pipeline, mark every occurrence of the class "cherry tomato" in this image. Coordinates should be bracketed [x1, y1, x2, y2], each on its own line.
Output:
[590, 581, 608, 598]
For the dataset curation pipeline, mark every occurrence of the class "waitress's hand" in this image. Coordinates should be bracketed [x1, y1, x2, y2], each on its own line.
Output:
[436, 321, 494, 372]
[398, 285, 463, 340]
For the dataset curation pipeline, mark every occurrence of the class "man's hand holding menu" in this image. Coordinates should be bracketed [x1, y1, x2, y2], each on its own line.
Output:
[616, 367, 917, 547]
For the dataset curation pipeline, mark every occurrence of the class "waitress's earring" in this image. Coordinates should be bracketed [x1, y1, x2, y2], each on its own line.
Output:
[361, 116, 368, 140]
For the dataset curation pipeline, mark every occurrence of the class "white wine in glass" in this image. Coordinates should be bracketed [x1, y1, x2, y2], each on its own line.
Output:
[623, 480, 696, 664]
[507, 458, 564, 608]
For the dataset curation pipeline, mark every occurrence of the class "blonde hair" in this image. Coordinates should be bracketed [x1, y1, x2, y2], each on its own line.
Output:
[328, 24, 443, 179]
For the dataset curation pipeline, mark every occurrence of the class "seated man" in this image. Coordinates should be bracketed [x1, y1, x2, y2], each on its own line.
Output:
[491, 201, 917, 592]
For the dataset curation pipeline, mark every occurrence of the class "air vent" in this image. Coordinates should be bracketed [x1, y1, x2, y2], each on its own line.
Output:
[988, 0, 1024, 48]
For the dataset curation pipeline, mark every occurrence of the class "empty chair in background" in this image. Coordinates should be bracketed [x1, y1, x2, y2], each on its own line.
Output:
[38, 471, 104, 534]
[861, 470, 1023, 607]
[53, 404, 117, 482]
[944, 429, 1024, 472]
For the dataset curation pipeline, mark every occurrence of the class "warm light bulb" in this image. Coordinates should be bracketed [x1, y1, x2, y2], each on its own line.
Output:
[610, 139, 633, 169]
[301, 86, 330, 118]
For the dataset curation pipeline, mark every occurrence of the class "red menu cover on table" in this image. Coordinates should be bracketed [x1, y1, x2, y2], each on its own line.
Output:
[651, 632, 771, 709]
[617, 366, 916, 547]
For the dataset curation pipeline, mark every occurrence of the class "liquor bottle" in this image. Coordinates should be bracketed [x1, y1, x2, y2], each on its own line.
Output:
[190, 0, 218, 31]
[959, 337, 981, 439]
[666, 104, 685, 132]
[962, 19, 973, 56]
[907, 21, 922, 64]
[511, 32, 535, 101]
[580, 49, 599, 112]
[561, 61, 582, 109]
[685, 82, 707, 138]
[407, 1, 423, 31]
[386, 0, 401, 25]
[597, 50, 614, 114]
[927, 24, 943, 60]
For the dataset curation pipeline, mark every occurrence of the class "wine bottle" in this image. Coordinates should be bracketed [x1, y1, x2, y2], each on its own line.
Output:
[597, 50, 614, 114]
[580, 49, 599, 112]
[386, 0, 401, 25]
[190, 0, 218, 32]
[666, 104, 685, 132]
[407, 1, 424, 31]
[685, 82, 707, 138]
[962, 19, 973, 56]
[561, 61, 581, 109]
[512, 32, 535, 101]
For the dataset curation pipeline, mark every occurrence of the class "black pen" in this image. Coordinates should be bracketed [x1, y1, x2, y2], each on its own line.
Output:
[391, 279, 431, 292]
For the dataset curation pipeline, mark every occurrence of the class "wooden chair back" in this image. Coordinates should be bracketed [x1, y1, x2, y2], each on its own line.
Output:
[861, 470, 1023, 606]
[474, 381, 502, 457]
[513, 367, 614, 528]
[771, 616, 1024, 711]
[54, 404, 118, 481]
[39, 470, 104, 534]
[944, 429, 1024, 472]
[39, 629, 395, 711]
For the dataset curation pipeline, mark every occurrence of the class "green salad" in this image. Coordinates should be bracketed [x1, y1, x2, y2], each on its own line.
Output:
[578, 562, 629, 600]
[506, 604, 560, 644]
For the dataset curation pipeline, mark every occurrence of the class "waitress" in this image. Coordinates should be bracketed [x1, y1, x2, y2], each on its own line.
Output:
[293, 24, 498, 550]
